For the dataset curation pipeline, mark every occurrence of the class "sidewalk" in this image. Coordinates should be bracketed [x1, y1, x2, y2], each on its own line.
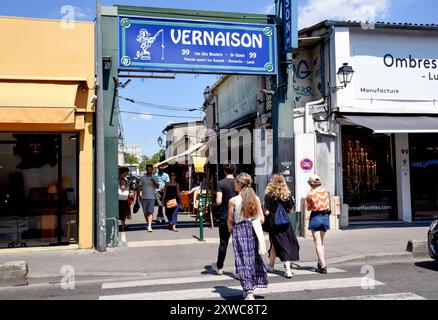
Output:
[0, 210, 431, 282]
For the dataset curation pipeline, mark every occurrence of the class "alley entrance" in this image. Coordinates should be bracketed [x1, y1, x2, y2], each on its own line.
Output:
[102, 5, 283, 245]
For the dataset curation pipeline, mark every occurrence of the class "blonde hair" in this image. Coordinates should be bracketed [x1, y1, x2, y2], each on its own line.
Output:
[265, 173, 291, 201]
[236, 173, 258, 219]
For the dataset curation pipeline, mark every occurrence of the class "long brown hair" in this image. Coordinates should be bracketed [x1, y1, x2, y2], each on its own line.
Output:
[236, 173, 258, 218]
[265, 173, 291, 201]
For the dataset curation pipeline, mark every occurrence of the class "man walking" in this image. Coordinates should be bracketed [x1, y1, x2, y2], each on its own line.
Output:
[138, 164, 159, 232]
[211, 164, 238, 275]
[155, 165, 170, 224]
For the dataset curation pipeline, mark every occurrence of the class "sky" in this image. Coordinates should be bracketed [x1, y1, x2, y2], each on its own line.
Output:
[1, 0, 437, 157]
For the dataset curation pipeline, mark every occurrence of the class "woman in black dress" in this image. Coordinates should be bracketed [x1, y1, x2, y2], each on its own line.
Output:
[264, 174, 300, 278]
[163, 173, 180, 232]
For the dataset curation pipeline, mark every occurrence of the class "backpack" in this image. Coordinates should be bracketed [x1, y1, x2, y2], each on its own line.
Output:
[274, 203, 290, 226]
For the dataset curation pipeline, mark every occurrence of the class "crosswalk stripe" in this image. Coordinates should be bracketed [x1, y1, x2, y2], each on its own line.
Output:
[102, 268, 346, 290]
[99, 277, 384, 300]
[320, 292, 426, 300]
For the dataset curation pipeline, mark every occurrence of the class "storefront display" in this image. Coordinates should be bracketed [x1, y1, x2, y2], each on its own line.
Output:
[342, 126, 397, 221]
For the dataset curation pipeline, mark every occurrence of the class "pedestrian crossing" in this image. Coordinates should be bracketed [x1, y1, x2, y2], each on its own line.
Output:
[98, 266, 427, 300]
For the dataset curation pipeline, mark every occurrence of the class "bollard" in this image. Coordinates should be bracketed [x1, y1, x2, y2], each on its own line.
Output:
[198, 194, 205, 241]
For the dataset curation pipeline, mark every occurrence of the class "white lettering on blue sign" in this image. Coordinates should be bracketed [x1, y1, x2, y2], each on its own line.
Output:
[282, 0, 298, 52]
[170, 30, 263, 49]
[119, 16, 277, 74]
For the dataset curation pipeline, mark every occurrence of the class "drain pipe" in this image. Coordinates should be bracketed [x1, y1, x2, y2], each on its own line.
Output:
[304, 98, 325, 133]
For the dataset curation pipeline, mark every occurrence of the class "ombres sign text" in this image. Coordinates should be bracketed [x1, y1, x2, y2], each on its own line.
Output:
[383, 54, 438, 81]
[119, 16, 277, 75]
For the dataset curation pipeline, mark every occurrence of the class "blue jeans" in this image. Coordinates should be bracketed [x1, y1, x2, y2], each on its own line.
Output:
[308, 212, 330, 232]
[165, 204, 179, 226]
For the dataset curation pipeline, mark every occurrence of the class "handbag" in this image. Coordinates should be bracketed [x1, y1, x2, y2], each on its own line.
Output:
[166, 198, 177, 209]
[251, 217, 267, 256]
[118, 187, 129, 201]
[274, 203, 291, 226]
[133, 200, 140, 214]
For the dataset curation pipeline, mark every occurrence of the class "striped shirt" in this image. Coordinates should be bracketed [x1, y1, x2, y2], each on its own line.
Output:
[306, 187, 330, 212]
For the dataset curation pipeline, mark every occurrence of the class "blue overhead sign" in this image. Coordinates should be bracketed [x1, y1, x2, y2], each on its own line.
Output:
[282, 0, 298, 52]
[119, 16, 277, 75]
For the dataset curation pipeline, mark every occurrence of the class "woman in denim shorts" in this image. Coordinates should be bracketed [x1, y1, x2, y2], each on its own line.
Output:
[306, 174, 331, 274]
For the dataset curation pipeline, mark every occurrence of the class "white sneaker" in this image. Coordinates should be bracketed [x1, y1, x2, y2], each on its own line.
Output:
[147, 226, 153, 232]
[284, 270, 292, 279]
[211, 263, 223, 275]
[265, 264, 275, 273]
[244, 293, 255, 300]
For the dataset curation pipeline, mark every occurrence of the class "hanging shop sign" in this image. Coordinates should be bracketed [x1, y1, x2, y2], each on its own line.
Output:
[119, 16, 277, 75]
[281, 0, 298, 52]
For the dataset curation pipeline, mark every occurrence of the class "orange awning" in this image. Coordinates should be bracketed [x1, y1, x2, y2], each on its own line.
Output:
[0, 82, 78, 124]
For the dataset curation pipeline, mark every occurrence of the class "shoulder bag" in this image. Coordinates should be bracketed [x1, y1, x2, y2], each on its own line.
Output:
[166, 198, 177, 209]
[274, 203, 291, 226]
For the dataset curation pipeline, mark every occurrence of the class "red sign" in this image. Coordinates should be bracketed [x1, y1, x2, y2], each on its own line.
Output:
[300, 158, 313, 171]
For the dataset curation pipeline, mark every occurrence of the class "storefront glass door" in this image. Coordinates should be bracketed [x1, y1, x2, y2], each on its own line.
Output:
[410, 134, 438, 220]
[342, 126, 398, 221]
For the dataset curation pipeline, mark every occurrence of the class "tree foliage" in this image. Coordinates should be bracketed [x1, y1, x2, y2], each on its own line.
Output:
[139, 150, 164, 172]
[124, 153, 139, 164]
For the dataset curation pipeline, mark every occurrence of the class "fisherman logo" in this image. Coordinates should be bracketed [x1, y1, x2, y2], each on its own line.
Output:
[135, 29, 164, 61]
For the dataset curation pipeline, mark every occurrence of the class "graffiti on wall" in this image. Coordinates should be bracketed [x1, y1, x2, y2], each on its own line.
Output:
[292, 49, 323, 107]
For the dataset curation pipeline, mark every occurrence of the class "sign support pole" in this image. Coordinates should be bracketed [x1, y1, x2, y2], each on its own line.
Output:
[95, 0, 107, 252]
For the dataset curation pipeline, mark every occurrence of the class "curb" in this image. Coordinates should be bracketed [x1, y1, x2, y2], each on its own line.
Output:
[406, 239, 428, 258]
[0, 261, 29, 287]
[325, 251, 418, 265]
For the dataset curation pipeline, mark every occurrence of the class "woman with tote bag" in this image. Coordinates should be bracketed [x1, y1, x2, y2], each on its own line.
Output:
[227, 173, 268, 300]
[264, 174, 300, 279]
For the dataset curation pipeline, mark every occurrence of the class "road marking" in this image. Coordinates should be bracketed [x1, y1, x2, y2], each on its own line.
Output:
[99, 277, 382, 300]
[120, 231, 127, 245]
[320, 292, 427, 300]
[127, 238, 219, 247]
[102, 268, 346, 289]
[126, 235, 270, 247]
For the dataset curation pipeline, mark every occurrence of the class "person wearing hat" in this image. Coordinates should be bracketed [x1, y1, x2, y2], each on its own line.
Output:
[305, 174, 331, 274]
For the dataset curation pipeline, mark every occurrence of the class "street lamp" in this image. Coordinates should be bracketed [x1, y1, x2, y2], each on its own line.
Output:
[324, 63, 354, 119]
[118, 133, 124, 146]
[157, 136, 163, 147]
[330, 63, 355, 94]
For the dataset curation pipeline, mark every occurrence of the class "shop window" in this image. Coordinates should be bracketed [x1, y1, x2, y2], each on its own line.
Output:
[410, 133, 438, 220]
[0, 133, 78, 248]
[342, 126, 397, 220]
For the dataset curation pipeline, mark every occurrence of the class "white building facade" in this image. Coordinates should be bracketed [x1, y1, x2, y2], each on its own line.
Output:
[123, 144, 142, 161]
[295, 21, 438, 225]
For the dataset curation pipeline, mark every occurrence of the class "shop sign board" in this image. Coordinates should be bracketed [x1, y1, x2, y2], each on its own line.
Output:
[119, 16, 277, 75]
[352, 34, 438, 101]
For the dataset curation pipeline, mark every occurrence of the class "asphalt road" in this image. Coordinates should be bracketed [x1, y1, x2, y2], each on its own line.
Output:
[0, 259, 437, 300]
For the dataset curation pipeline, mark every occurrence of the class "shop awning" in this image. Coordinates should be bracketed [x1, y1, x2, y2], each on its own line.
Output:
[0, 82, 78, 124]
[154, 142, 205, 168]
[343, 115, 438, 133]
